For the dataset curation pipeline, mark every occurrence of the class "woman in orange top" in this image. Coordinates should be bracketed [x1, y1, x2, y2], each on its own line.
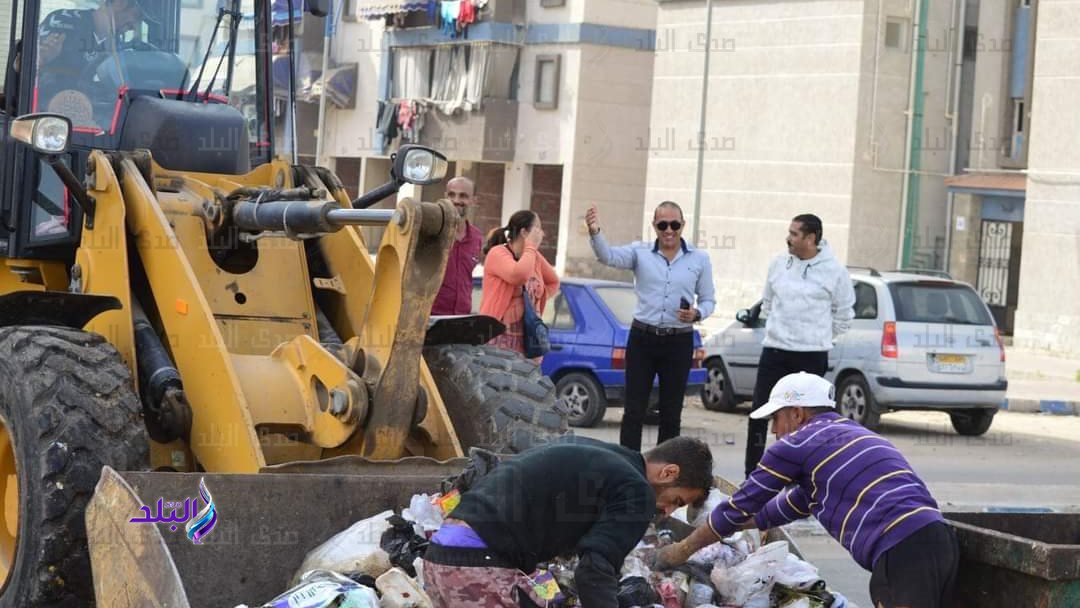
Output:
[479, 210, 559, 358]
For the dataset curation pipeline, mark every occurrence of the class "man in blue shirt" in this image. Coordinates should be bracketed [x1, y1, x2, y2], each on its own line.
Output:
[587, 201, 716, 450]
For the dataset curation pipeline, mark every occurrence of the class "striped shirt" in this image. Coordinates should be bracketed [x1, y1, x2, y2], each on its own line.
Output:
[708, 412, 943, 570]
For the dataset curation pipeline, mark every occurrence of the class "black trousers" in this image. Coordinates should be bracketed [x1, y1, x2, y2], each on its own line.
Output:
[744, 347, 828, 477]
[869, 521, 959, 608]
[620, 327, 694, 451]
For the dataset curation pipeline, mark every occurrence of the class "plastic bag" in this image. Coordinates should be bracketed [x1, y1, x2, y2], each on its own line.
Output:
[686, 581, 715, 607]
[684, 488, 729, 527]
[380, 514, 430, 577]
[615, 576, 659, 608]
[402, 494, 444, 535]
[376, 567, 434, 608]
[687, 541, 742, 571]
[292, 511, 394, 584]
[248, 570, 379, 608]
[619, 555, 651, 580]
[774, 554, 822, 590]
[711, 541, 789, 607]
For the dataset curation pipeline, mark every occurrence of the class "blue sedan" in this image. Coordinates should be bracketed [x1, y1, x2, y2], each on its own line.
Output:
[472, 278, 707, 427]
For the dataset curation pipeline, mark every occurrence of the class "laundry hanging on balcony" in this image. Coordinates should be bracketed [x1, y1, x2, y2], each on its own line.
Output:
[356, 0, 434, 19]
[428, 43, 491, 114]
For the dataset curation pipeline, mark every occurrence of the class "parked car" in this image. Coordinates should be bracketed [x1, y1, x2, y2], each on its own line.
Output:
[701, 269, 1007, 435]
[472, 278, 707, 427]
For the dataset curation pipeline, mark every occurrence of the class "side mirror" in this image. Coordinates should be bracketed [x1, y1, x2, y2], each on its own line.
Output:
[10, 113, 71, 155]
[307, 0, 330, 17]
[393, 145, 449, 186]
[351, 145, 449, 209]
[735, 309, 751, 324]
[9, 113, 96, 227]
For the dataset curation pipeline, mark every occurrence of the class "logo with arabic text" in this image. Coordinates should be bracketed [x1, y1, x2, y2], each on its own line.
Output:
[129, 477, 218, 545]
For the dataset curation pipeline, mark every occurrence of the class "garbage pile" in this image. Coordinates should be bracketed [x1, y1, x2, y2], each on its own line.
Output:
[234, 478, 847, 608]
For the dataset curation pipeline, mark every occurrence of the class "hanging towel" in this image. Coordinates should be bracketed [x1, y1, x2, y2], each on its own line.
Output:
[441, 0, 460, 37]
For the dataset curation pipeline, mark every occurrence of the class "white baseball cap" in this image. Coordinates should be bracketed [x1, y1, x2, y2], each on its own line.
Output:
[749, 372, 837, 419]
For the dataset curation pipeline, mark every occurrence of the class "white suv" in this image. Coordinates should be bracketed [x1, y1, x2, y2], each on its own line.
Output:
[700, 269, 1007, 435]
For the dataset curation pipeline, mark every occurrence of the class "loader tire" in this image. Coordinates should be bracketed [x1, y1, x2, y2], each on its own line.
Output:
[423, 344, 568, 453]
[0, 326, 148, 607]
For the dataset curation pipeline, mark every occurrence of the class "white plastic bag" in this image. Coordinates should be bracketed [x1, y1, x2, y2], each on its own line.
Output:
[773, 554, 822, 590]
[402, 494, 444, 535]
[711, 541, 789, 607]
[619, 554, 652, 580]
[376, 567, 434, 608]
[293, 510, 394, 584]
[252, 570, 380, 608]
[688, 541, 742, 570]
[685, 488, 729, 527]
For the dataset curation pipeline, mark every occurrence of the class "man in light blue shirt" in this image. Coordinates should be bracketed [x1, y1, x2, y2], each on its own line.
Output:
[586, 201, 716, 450]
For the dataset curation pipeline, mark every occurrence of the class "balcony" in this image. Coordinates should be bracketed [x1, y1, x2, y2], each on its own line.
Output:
[418, 98, 518, 161]
[352, 0, 525, 29]
[385, 41, 521, 160]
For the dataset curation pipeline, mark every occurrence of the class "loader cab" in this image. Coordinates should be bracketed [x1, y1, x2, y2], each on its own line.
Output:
[0, 0, 275, 260]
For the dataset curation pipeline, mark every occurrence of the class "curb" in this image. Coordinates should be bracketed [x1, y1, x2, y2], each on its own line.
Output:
[1001, 398, 1079, 416]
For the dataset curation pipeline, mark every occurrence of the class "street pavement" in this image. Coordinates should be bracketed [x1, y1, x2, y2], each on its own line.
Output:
[1004, 347, 1080, 415]
[576, 398, 1080, 608]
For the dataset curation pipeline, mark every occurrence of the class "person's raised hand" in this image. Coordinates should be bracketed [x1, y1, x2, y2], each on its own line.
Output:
[525, 224, 544, 248]
[585, 205, 600, 236]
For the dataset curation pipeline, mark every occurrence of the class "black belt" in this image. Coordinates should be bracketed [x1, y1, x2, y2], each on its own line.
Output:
[631, 319, 693, 336]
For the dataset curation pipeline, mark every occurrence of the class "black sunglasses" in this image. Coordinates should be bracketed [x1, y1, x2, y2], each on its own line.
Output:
[655, 220, 683, 232]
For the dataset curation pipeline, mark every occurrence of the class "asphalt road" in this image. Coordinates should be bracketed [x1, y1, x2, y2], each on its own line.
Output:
[576, 399, 1080, 607]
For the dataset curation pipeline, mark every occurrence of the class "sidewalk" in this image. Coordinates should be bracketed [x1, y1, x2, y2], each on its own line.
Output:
[1003, 347, 1080, 415]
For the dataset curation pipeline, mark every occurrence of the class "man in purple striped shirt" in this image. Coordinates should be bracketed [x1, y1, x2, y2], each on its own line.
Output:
[654, 372, 958, 608]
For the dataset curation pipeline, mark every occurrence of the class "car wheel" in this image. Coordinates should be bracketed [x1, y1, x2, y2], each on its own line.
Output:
[701, 359, 737, 412]
[555, 372, 607, 428]
[950, 409, 996, 436]
[837, 374, 882, 430]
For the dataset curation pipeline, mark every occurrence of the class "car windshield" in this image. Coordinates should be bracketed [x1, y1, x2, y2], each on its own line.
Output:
[889, 282, 994, 326]
[35, 0, 259, 137]
[593, 286, 637, 327]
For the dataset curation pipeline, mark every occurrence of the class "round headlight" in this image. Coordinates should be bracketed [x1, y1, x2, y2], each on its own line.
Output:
[33, 117, 70, 154]
[402, 150, 436, 183]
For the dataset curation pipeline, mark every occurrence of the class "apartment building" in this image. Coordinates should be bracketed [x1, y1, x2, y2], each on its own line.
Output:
[647, 0, 959, 317]
[289, 0, 659, 273]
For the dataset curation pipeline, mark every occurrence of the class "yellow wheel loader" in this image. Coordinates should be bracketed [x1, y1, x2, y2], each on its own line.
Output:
[0, 1, 565, 604]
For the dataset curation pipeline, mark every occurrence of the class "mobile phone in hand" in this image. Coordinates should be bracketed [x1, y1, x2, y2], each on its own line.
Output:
[680, 297, 691, 310]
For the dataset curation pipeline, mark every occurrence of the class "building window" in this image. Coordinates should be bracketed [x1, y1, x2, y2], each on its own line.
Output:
[334, 157, 362, 200]
[342, 0, 358, 22]
[534, 55, 560, 110]
[885, 18, 907, 51]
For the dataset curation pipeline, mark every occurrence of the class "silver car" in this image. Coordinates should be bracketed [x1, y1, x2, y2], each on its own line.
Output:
[701, 269, 1007, 435]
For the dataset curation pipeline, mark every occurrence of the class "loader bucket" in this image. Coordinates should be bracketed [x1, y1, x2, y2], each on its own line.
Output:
[86, 461, 806, 607]
[86, 458, 470, 608]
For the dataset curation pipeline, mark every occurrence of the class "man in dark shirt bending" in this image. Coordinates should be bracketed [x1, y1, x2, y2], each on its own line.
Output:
[421, 435, 714, 607]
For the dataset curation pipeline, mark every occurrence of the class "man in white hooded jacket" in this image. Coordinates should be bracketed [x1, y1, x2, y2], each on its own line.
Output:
[744, 214, 856, 477]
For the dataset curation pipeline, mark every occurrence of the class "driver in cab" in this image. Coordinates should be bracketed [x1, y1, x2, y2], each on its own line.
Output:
[36, 0, 153, 120]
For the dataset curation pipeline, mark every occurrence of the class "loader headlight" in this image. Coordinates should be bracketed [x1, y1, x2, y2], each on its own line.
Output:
[9, 113, 71, 155]
[394, 145, 449, 186]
